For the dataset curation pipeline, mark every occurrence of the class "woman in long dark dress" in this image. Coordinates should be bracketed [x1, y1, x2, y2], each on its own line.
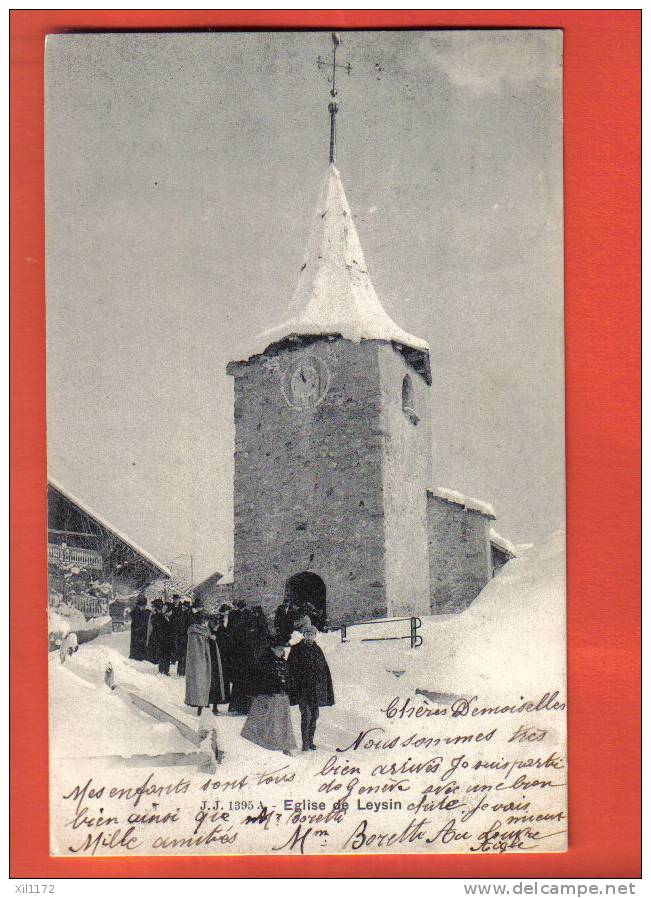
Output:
[241, 636, 297, 755]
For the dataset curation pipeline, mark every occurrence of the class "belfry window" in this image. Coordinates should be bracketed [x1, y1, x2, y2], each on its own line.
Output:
[402, 375, 419, 425]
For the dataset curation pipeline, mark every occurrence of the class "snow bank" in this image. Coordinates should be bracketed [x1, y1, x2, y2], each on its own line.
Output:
[432, 486, 496, 518]
[403, 529, 566, 698]
[48, 660, 191, 759]
[48, 609, 71, 638]
[52, 604, 86, 628]
[48, 607, 112, 640]
[84, 615, 112, 631]
[308, 530, 565, 714]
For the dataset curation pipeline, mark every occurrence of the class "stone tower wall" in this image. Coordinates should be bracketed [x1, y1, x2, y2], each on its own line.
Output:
[227, 338, 391, 628]
[426, 493, 493, 614]
[377, 345, 432, 618]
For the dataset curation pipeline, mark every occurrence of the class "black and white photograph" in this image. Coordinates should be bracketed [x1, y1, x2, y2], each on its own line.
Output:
[46, 29, 566, 856]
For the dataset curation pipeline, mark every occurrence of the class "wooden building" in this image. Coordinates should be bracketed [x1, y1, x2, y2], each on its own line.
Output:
[48, 478, 171, 617]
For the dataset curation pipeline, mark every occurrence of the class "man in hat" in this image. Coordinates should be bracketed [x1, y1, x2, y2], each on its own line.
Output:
[129, 595, 150, 661]
[174, 597, 193, 676]
[288, 626, 334, 751]
[149, 597, 175, 675]
[274, 596, 296, 642]
[228, 600, 254, 714]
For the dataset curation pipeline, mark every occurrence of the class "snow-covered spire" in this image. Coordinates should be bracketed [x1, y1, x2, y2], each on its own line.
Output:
[242, 164, 430, 362]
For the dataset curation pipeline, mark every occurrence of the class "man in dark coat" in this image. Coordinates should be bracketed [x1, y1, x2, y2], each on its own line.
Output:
[208, 616, 230, 712]
[288, 625, 334, 751]
[274, 598, 295, 642]
[228, 603, 257, 715]
[149, 598, 175, 675]
[165, 596, 180, 666]
[146, 598, 162, 664]
[214, 605, 233, 693]
[302, 600, 326, 632]
[174, 598, 193, 676]
[129, 596, 150, 661]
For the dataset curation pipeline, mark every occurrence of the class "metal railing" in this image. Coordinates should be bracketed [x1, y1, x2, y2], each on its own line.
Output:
[340, 615, 423, 649]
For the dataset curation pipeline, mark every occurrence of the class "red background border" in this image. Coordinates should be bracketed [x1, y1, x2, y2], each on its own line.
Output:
[10, 9, 641, 878]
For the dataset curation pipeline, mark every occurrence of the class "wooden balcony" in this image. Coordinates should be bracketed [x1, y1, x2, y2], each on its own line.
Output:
[48, 544, 103, 571]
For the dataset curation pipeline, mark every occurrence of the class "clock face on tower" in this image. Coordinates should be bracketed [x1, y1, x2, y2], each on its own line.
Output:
[281, 355, 331, 410]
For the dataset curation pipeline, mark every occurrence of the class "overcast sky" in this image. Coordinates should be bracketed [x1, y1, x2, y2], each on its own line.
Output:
[46, 30, 564, 581]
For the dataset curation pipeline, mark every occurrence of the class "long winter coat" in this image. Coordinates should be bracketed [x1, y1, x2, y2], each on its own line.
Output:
[208, 629, 230, 705]
[173, 606, 192, 660]
[129, 606, 150, 661]
[228, 610, 256, 714]
[250, 611, 272, 664]
[148, 611, 175, 664]
[274, 603, 295, 641]
[213, 625, 232, 683]
[184, 622, 212, 708]
[288, 640, 335, 707]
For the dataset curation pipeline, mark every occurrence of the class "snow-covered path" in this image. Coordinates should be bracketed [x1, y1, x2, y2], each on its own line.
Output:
[49, 629, 371, 769]
[49, 534, 567, 857]
[49, 530, 565, 768]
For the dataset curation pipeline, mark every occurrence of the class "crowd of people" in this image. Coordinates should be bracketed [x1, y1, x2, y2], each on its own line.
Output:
[127, 593, 334, 754]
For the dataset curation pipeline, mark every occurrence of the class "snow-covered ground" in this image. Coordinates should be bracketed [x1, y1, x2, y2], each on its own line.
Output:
[49, 530, 565, 767]
[48, 606, 112, 638]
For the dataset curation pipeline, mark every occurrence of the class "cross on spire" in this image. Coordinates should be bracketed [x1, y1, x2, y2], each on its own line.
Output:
[317, 32, 352, 165]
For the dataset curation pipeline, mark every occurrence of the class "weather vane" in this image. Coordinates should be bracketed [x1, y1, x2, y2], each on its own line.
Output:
[317, 32, 352, 165]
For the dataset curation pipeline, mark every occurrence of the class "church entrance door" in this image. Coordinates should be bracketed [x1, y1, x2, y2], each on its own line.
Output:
[285, 572, 326, 630]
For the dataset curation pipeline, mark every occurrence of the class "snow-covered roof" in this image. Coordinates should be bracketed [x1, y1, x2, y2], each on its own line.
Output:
[489, 527, 517, 557]
[192, 567, 233, 594]
[240, 165, 429, 360]
[48, 476, 172, 578]
[430, 486, 496, 519]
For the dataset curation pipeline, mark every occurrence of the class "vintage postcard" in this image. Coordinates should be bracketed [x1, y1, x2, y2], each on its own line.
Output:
[45, 29, 566, 857]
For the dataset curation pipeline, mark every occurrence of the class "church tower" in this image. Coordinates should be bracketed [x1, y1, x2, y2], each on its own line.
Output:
[226, 36, 432, 628]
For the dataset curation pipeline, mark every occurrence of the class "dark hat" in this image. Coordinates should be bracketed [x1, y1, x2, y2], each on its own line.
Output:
[153, 598, 164, 608]
[193, 597, 204, 608]
[219, 604, 230, 612]
[270, 633, 289, 648]
[172, 593, 180, 599]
